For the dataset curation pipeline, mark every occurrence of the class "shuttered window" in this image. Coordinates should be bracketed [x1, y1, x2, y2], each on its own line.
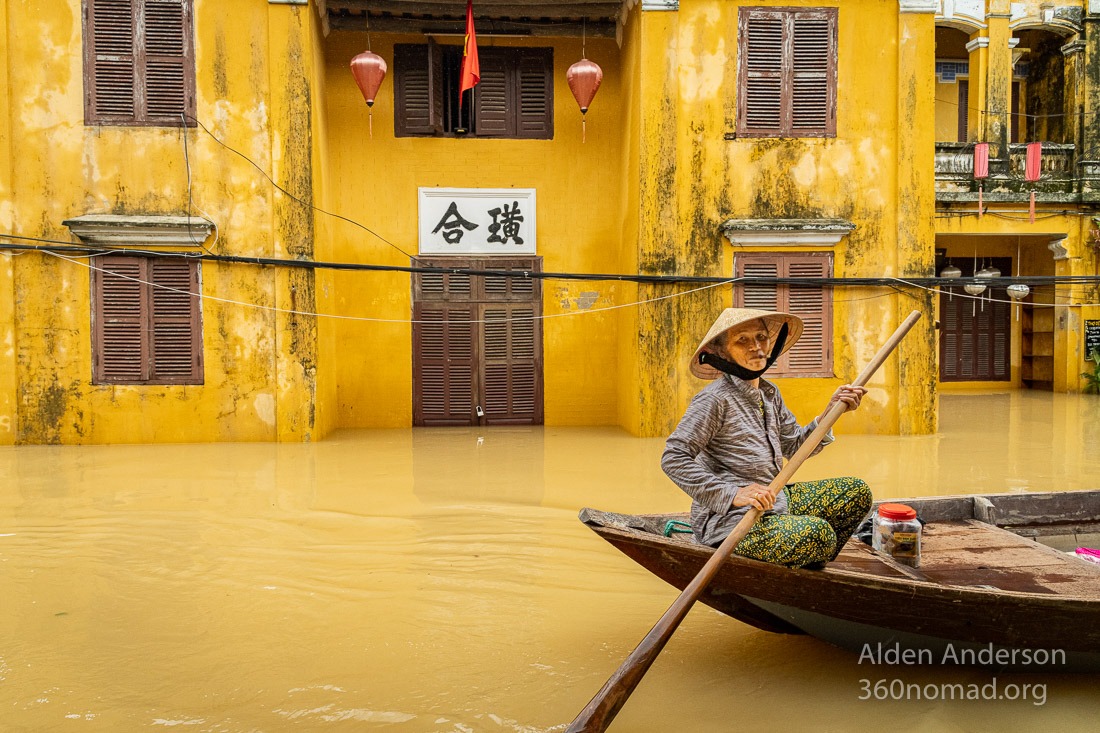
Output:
[395, 45, 553, 139]
[92, 255, 203, 384]
[734, 252, 833, 377]
[737, 7, 837, 138]
[938, 257, 1011, 382]
[412, 258, 543, 426]
[83, 0, 196, 126]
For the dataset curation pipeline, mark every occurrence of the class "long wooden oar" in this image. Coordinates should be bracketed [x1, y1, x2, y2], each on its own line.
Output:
[566, 310, 923, 733]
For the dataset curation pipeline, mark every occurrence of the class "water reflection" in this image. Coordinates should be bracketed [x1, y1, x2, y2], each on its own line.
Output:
[1, 391, 1098, 731]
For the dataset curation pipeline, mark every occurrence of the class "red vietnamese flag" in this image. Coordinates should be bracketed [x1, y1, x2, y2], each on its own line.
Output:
[459, 0, 480, 109]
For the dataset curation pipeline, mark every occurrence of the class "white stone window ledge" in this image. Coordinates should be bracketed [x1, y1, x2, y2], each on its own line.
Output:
[62, 214, 214, 250]
[720, 218, 855, 247]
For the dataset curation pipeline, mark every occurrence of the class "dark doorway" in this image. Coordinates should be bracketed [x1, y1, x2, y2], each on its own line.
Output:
[938, 256, 1012, 381]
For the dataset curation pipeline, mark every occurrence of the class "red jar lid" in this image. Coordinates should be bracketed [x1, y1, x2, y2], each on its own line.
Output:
[878, 503, 918, 520]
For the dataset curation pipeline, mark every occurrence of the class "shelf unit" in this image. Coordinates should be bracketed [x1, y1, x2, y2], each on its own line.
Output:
[1021, 304, 1054, 390]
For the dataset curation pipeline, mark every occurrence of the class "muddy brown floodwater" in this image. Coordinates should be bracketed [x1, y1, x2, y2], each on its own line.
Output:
[2, 391, 1099, 731]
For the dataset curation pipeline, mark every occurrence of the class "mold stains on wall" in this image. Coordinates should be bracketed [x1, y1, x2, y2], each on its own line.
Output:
[18, 379, 81, 444]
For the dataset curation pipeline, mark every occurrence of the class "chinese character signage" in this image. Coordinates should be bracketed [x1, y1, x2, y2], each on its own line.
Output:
[418, 188, 536, 255]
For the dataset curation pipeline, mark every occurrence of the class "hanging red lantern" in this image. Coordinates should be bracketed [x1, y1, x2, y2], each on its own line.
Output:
[567, 58, 603, 143]
[1025, 142, 1041, 224]
[973, 142, 989, 218]
[350, 50, 387, 138]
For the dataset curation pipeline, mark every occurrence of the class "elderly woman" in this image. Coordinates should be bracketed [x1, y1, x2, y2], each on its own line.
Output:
[661, 308, 872, 569]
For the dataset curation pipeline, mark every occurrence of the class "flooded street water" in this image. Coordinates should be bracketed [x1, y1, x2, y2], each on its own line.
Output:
[2, 391, 1099, 732]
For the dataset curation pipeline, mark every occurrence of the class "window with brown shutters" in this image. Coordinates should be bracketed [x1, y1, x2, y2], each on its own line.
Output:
[83, 0, 196, 126]
[412, 258, 543, 426]
[938, 257, 1011, 382]
[734, 252, 833, 377]
[737, 7, 837, 138]
[92, 255, 203, 384]
[394, 45, 553, 139]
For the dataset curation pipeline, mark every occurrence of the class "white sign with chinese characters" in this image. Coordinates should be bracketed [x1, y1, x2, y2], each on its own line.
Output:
[418, 188, 537, 255]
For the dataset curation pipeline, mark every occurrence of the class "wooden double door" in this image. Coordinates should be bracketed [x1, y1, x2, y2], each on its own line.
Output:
[938, 256, 1012, 382]
[412, 257, 543, 426]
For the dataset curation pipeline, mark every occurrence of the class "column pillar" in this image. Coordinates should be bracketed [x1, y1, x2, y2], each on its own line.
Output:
[1078, 6, 1100, 197]
[897, 0, 938, 435]
[985, 2, 1014, 172]
[268, 0, 320, 441]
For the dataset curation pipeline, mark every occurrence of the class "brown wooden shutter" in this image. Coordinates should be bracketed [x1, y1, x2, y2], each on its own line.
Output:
[516, 48, 553, 139]
[86, 0, 138, 122]
[142, 0, 194, 123]
[150, 258, 202, 382]
[395, 43, 444, 137]
[481, 304, 541, 424]
[738, 11, 785, 135]
[937, 258, 1011, 382]
[957, 80, 969, 142]
[735, 252, 832, 377]
[93, 255, 202, 384]
[783, 255, 832, 376]
[738, 7, 836, 137]
[789, 10, 836, 136]
[475, 49, 513, 137]
[414, 305, 477, 426]
[94, 256, 147, 382]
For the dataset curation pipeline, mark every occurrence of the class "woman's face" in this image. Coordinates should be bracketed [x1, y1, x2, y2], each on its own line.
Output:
[719, 320, 772, 370]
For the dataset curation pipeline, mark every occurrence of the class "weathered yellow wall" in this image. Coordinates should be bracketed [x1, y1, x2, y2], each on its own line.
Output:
[1, 0, 321, 443]
[321, 30, 625, 427]
[616, 6, 643, 433]
[310, 4, 338, 441]
[628, 0, 938, 437]
[0, 0, 15, 445]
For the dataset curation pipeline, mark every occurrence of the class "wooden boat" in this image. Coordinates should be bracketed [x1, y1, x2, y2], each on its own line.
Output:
[581, 489, 1100, 670]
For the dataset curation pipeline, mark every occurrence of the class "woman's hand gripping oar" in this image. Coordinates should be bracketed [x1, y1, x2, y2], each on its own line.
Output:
[566, 310, 923, 733]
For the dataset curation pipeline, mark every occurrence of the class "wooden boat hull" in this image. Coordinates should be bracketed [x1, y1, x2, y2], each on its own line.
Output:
[581, 490, 1100, 671]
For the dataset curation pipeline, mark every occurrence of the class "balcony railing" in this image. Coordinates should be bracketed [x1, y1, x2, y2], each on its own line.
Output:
[935, 142, 1080, 200]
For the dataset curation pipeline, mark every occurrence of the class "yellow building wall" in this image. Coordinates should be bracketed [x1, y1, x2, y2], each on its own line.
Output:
[320, 30, 626, 428]
[1, 0, 323, 444]
[627, 0, 938, 437]
[0, 0, 15, 444]
[616, 6, 643, 433]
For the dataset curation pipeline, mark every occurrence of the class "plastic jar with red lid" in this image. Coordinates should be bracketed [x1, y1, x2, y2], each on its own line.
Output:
[872, 502, 922, 567]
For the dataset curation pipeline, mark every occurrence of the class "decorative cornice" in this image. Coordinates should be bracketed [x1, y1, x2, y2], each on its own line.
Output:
[899, 0, 939, 12]
[965, 37, 990, 52]
[268, 0, 308, 5]
[62, 215, 214, 249]
[641, 0, 678, 9]
[720, 219, 855, 247]
[1062, 39, 1087, 56]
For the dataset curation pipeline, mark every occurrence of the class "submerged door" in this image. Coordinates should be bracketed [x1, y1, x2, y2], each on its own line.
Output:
[939, 256, 1011, 382]
[412, 257, 543, 426]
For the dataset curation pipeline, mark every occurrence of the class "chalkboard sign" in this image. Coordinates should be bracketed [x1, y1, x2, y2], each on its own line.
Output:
[1087, 320, 1100, 361]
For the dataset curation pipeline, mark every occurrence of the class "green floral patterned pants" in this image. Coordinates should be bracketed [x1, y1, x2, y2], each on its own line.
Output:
[733, 477, 872, 569]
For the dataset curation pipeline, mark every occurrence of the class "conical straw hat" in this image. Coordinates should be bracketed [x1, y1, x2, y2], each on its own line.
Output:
[689, 308, 804, 379]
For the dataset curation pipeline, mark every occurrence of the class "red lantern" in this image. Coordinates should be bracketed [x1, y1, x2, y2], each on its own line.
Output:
[350, 50, 387, 138]
[566, 58, 603, 143]
[973, 143, 989, 217]
[1025, 142, 1041, 223]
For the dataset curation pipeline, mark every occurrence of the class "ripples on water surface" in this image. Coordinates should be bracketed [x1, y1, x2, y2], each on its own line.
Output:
[2, 392, 1099, 731]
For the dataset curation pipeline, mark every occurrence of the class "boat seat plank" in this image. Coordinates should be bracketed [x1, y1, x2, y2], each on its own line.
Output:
[917, 520, 1100, 597]
[830, 540, 916, 580]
